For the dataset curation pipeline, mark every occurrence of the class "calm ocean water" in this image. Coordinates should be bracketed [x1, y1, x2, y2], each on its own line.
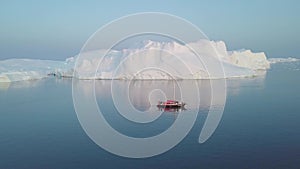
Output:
[0, 62, 299, 169]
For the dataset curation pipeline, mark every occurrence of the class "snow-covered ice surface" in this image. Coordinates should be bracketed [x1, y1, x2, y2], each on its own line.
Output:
[0, 40, 273, 82]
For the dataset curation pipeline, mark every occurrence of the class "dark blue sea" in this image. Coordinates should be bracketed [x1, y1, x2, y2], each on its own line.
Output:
[0, 61, 299, 169]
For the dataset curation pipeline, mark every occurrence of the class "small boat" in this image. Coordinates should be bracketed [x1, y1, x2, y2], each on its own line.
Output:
[157, 100, 186, 108]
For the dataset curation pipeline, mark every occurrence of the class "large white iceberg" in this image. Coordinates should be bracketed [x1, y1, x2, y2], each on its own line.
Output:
[0, 40, 270, 82]
[74, 40, 269, 80]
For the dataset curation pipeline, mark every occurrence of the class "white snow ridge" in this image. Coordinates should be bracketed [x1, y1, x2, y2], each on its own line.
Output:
[0, 40, 270, 82]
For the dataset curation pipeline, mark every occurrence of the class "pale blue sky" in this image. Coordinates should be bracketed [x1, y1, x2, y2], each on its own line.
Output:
[0, 0, 299, 60]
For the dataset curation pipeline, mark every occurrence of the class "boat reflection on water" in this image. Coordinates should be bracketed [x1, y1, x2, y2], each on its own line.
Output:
[158, 106, 186, 112]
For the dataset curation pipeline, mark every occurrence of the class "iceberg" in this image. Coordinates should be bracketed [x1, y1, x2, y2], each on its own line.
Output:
[0, 40, 270, 82]
[0, 59, 74, 82]
[74, 40, 269, 79]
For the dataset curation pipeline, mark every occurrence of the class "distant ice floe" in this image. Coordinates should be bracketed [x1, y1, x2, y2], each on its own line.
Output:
[0, 40, 270, 82]
[268, 57, 300, 64]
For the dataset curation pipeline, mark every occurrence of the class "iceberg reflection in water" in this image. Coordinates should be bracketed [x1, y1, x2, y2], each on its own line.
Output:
[72, 78, 226, 157]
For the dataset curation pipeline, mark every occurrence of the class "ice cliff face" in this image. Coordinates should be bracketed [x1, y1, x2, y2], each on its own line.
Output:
[192, 40, 270, 70]
[0, 40, 271, 82]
